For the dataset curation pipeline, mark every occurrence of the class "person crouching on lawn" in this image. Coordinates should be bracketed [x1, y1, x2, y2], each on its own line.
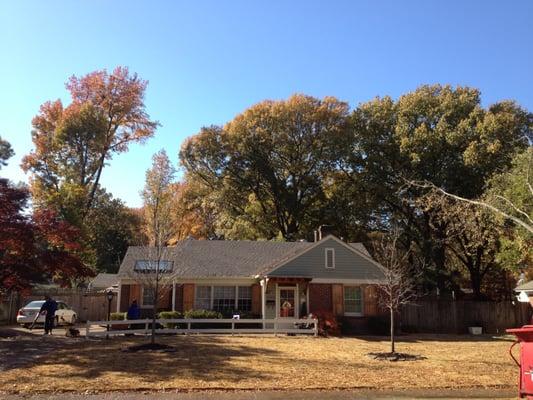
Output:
[39, 295, 58, 335]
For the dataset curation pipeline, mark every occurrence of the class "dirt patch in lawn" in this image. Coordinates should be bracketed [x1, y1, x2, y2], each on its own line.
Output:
[0, 334, 517, 394]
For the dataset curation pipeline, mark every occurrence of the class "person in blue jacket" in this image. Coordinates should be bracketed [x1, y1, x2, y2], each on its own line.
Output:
[39, 295, 58, 335]
[127, 299, 140, 320]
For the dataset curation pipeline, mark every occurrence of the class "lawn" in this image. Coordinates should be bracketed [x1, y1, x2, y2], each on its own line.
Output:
[0, 333, 517, 394]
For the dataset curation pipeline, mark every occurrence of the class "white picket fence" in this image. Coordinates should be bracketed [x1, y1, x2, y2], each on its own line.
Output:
[85, 318, 318, 338]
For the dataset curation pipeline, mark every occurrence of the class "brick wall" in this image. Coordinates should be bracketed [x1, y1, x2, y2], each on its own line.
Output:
[309, 283, 332, 313]
[183, 283, 195, 311]
[174, 284, 184, 312]
[363, 285, 379, 316]
[251, 284, 261, 315]
[157, 286, 172, 310]
[119, 284, 130, 312]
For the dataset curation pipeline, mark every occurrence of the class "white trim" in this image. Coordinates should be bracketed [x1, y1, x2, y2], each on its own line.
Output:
[171, 282, 176, 311]
[325, 248, 335, 269]
[311, 278, 384, 284]
[140, 286, 155, 308]
[260, 278, 268, 320]
[306, 284, 310, 315]
[343, 285, 364, 317]
[266, 234, 387, 276]
[116, 282, 122, 312]
[194, 284, 254, 312]
[276, 285, 299, 319]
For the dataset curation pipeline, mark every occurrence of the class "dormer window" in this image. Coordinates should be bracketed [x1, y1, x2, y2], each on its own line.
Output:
[325, 248, 335, 269]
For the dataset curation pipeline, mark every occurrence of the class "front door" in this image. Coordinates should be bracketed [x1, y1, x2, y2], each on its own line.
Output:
[278, 287, 297, 318]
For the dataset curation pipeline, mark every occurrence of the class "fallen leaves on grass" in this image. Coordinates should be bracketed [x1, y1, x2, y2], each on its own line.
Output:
[0, 334, 517, 394]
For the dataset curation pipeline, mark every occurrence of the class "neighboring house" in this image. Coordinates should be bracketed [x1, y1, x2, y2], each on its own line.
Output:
[88, 273, 119, 292]
[116, 235, 387, 331]
[515, 281, 533, 304]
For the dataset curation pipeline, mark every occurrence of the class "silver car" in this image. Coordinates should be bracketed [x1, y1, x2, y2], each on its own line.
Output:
[16, 300, 78, 327]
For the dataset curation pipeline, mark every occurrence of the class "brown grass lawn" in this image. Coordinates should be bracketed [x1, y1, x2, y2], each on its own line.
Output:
[0, 334, 517, 394]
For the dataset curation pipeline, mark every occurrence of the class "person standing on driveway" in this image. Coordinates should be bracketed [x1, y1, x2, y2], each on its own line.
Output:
[39, 295, 58, 335]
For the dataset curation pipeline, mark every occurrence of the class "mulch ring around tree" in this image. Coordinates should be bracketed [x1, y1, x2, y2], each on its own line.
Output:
[122, 342, 177, 353]
[367, 352, 427, 361]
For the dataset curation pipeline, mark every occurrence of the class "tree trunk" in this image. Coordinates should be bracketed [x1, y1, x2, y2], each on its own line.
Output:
[151, 263, 160, 345]
[390, 308, 395, 354]
[470, 268, 483, 300]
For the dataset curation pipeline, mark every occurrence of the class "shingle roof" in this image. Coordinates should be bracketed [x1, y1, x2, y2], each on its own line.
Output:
[88, 273, 118, 289]
[516, 280, 533, 292]
[118, 239, 372, 278]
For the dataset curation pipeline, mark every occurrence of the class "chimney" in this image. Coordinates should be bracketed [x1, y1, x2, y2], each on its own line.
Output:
[313, 230, 318, 242]
[318, 225, 335, 240]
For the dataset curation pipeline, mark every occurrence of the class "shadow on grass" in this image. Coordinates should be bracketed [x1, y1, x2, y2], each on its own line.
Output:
[2, 335, 284, 384]
[350, 333, 515, 343]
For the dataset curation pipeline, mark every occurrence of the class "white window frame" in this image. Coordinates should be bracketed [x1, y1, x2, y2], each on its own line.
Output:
[237, 286, 252, 311]
[343, 286, 363, 317]
[194, 285, 212, 310]
[141, 286, 155, 308]
[325, 248, 335, 269]
[194, 285, 253, 311]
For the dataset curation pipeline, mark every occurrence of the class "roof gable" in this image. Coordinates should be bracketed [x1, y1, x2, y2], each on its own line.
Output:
[117, 236, 382, 281]
[266, 235, 386, 281]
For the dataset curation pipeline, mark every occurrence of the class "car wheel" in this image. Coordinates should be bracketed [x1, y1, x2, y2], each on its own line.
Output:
[55, 316, 59, 326]
[70, 315, 77, 325]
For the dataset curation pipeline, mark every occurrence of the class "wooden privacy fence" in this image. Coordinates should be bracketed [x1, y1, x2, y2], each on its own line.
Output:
[86, 318, 319, 338]
[1, 289, 117, 324]
[401, 300, 531, 334]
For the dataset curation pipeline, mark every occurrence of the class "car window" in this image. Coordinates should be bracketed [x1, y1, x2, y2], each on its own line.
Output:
[26, 301, 45, 308]
[59, 302, 68, 310]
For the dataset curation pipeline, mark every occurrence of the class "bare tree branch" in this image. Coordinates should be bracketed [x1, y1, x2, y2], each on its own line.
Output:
[404, 180, 533, 235]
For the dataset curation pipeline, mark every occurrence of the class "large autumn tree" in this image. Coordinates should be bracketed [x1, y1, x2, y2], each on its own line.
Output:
[0, 139, 92, 296]
[336, 85, 531, 294]
[180, 94, 350, 240]
[23, 67, 158, 222]
[22, 67, 157, 272]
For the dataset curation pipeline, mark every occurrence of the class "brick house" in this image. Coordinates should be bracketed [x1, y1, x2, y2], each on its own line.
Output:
[116, 235, 386, 331]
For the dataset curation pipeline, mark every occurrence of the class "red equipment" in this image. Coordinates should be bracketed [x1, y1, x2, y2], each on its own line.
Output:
[507, 326, 533, 399]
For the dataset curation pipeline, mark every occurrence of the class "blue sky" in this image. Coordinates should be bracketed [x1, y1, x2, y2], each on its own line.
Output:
[1, 1, 532, 207]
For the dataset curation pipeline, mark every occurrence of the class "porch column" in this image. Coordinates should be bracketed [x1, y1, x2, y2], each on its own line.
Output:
[171, 282, 176, 311]
[260, 278, 268, 328]
[116, 281, 122, 312]
[296, 283, 299, 319]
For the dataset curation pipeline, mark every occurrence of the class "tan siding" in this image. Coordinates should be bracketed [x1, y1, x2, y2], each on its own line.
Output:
[332, 284, 344, 317]
[251, 284, 261, 316]
[183, 283, 195, 311]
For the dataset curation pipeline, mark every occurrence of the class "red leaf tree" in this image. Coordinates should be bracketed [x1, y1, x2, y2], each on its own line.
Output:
[0, 178, 93, 297]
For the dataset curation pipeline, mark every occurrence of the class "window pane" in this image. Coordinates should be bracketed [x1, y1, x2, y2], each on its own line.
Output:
[213, 286, 236, 311]
[143, 287, 155, 306]
[195, 286, 211, 310]
[344, 287, 362, 314]
[237, 286, 252, 312]
[134, 260, 173, 272]
[325, 249, 335, 269]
